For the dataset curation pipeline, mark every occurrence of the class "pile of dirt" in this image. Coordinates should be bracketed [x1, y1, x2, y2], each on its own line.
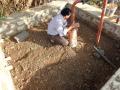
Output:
[4, 22, 120, 90]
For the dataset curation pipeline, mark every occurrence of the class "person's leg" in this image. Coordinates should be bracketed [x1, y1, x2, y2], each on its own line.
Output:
[48, 35, 69, 46]
[54, 36, 69, 46]
[48, 35, 55, 44]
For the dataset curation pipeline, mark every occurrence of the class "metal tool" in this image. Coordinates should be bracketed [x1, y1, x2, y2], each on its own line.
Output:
[94, 0, 117, 69]
[94, 46, 117, 69]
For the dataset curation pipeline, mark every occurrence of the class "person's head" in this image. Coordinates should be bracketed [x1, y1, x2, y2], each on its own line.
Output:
[61, 7, 71, 20]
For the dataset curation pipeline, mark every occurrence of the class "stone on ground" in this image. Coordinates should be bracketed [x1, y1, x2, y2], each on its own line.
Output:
[14, 31, 29, 43]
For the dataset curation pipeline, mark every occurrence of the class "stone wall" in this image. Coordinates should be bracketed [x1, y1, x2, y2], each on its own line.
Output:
[0, 39, 15, 90]
[0, 1, 67, 39]
[66, 2, 120, 40]
[101, 68, 120, 90]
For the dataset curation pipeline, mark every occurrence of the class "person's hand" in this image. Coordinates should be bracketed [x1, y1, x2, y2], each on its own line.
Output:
[73, 23, 80, 28]
[71, 23, 80, 29]
[75, 0, 80, 3]
[67, 23, 80, 32]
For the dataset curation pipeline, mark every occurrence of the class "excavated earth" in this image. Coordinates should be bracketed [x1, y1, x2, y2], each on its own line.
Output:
[4, 21, 120, 90]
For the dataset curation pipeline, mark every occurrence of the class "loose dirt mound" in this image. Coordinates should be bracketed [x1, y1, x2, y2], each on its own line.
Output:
[4, 22, 120, 90]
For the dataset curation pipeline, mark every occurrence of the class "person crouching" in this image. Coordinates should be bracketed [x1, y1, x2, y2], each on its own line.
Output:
[47, 7, 79, 46]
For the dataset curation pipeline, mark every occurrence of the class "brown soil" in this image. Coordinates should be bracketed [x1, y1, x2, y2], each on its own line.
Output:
[4, 21, 120, 90]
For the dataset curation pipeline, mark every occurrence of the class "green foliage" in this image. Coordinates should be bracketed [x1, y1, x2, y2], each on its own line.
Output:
[0, 10, 6, 20]
[0, 16, 6, 20]
[87, 0, 103, 7]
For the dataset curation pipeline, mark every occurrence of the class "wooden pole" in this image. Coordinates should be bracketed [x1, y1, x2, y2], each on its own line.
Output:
[96, 0, 108, 46]
[68, 0, 80, 47]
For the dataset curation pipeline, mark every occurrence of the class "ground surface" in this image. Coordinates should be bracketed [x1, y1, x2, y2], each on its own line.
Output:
[4, 21, 120, 90]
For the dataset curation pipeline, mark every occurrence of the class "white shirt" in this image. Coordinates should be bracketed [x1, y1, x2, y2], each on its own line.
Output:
[47, 14, 68, 36]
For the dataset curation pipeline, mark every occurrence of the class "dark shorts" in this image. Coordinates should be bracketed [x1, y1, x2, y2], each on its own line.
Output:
[48, 34, 69, 46]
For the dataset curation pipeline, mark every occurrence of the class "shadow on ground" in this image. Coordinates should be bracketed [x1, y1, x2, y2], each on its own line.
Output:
[21, 22, 118, 90]
[22, 48, 114, 90]
[27, 26, 53, 48]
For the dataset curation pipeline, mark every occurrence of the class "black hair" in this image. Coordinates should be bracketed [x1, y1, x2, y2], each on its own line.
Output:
[61, 8, 71, 16]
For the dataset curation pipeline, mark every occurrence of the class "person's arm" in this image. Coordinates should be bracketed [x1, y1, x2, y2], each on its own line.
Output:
[56, 20, 79, 36]
[56, 21, 66, 36]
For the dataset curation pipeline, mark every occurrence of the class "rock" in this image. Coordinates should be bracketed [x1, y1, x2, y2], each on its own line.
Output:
[10, 24, 17, 30]
[17, 21, 25, 26]
[115, 75, 120, 82]
[0, 24, 9, 34]
[16, 65, 23, 74]
[109, 81, 120, 90]
[5, 30, 18, 37]
[14, 31, 29, 43]
[17, 24, 28, 32]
